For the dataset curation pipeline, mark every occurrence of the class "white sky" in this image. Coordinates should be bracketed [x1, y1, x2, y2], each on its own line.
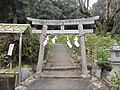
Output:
[89, 0, 98, 7]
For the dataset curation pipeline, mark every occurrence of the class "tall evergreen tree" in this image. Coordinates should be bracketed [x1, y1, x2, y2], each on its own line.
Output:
[0, 0, 26, 23]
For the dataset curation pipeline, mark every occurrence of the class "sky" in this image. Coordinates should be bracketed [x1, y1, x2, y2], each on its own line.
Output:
[89, 0, 98, 7]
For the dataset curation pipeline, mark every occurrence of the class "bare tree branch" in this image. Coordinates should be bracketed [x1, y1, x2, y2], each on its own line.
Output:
[110, 6, 120, 20]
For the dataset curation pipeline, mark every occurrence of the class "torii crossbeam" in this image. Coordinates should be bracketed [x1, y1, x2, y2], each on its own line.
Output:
[27, 16, 99, 77]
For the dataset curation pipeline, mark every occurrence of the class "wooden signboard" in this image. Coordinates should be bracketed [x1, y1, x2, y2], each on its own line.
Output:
[7, 44, 15, 56]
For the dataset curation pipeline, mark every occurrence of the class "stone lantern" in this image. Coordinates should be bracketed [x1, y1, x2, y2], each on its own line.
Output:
[108, 42, 120, 75]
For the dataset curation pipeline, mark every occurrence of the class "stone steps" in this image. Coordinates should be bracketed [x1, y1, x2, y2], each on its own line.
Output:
[40, 75, 82, 79]
[43, 66, 80, 71]
[42, 67, 81, 79]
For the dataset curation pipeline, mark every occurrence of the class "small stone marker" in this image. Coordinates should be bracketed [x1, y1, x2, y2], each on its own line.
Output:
[95, 69, 101, 78]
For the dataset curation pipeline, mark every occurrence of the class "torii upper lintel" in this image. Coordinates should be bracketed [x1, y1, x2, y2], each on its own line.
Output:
[27, 16, 99, 25]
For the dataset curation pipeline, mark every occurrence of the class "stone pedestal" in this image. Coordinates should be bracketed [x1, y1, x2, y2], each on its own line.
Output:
[95, 69, 101, 78]
[109, 60, 120, 75]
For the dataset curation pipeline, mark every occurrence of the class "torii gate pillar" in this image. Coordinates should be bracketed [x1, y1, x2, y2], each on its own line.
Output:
[36, 25, 48, 73]
[78, 24, 88, 76]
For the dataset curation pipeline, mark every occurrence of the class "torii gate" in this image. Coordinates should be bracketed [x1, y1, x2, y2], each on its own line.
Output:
[27, 16, 99, 76]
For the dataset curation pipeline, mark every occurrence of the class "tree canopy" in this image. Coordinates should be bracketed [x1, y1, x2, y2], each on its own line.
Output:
[0, 0, 90, 22]
[0, 0, 120, 66]
[91, 0, 120, 35]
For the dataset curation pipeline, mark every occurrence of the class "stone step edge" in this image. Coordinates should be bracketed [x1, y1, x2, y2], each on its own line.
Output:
[43, 66, 80, 70]
[40, 75, 82, 79]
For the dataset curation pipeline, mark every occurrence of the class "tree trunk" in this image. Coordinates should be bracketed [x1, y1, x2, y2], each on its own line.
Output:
[12, 6, 17, 24]
[87, 0, 89, 11]
[110, 20, 120, 35]
[11, 0, 17, 24]
[78, 0, 120, 36]
[0, 61, 3, 68]
[107, 0, 110, 20]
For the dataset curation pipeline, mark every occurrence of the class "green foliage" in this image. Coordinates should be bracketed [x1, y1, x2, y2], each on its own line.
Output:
[26, 0, 86, 20]
[0, 54, 7, 62]
[55, 35, 67, 44]
[21, 65, 31, 68]
[86, 34, 112, 62]
[111, 71, 120, 88]
[28, 0, 62, 19]
[97, 49, 110, 61]
[112, 34, 120, 45]
[0, 29, 40, 66]
[0, 0, 10, 22]
[0, 34, 20, 67]
[0, 0, 26, 23]
[22, 33, 39, 62]
[44, 43, 52, 60]
[61, 34, 113, 62]
[53, 0, 84, 19]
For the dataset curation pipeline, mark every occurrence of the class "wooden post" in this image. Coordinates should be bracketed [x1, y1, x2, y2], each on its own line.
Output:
[78, 24, 88, 75]
[18, 32, 22, 86]
[36, 25, 48, 73]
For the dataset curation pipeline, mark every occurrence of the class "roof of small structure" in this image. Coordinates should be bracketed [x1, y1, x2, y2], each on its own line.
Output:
[0, 24, 30, 33]
[107, 45, 120, 51]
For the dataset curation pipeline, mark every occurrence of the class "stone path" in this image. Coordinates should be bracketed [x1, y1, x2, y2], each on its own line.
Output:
[27, 44, 94, 90]
[27, 79, 94, 90]
[49, 44, 73, 67]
